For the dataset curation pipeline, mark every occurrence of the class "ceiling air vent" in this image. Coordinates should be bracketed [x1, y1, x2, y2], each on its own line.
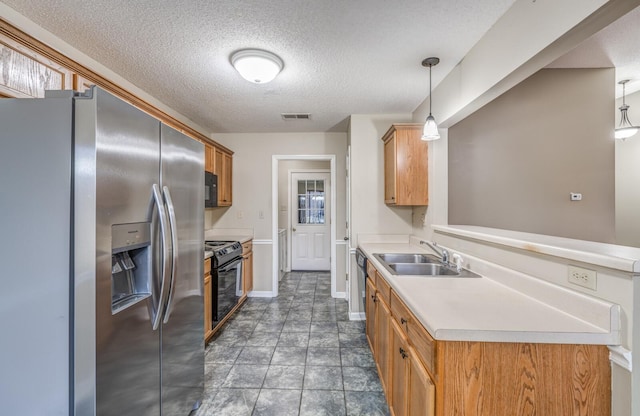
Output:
[281, 113, 311, 120]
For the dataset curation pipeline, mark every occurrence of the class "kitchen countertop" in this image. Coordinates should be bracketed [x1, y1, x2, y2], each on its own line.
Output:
[204, 250, 213, 260]
[359, 242, 620, 345]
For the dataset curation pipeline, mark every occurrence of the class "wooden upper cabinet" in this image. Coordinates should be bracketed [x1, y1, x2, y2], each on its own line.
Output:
[382, 123, 428, 205]
[204, 144, 214, 173]
[0, 34, 73, 98]
[214, 147, 232, 206]
[204, 143, 232, 206]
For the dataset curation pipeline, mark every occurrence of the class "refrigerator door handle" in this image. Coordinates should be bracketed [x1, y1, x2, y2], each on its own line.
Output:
[162, 185, 179, 323]
[151, 183, 172, 330]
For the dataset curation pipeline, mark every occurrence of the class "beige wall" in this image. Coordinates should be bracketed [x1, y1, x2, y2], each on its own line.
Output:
[615, 89, 640, 247]
[348, 114, 415, 313]
[447, 68, 615, 243]
[206, 132, 347, 294]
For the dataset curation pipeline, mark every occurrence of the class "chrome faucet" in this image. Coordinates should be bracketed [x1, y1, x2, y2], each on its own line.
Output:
[420, 240, 450, 265]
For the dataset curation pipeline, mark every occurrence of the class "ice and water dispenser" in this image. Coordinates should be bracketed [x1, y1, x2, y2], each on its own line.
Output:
[111, 222, 152, 314]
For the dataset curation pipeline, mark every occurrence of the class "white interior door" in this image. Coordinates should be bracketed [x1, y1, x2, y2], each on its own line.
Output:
[291, 172, 331, 270]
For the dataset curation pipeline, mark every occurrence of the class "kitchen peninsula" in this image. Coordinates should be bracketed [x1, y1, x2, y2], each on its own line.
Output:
[358, 234, 619, 416]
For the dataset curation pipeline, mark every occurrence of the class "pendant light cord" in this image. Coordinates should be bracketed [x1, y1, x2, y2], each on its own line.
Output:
[429, 64, 433, 116]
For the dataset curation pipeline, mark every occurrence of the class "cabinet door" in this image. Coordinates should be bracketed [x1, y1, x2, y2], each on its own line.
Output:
[375, 296, 391, 393]
[243, 251, 253, 293]
[214, 148, 233, 206]
[408, 346, 435, 416]
[204, 144, 214, 173]
[0, 34, 73, 98]
[390, 319, 409, 416]
[384, 135, 397, 204]
[222, 152, 233, 204]
[365, 278, 377, 354]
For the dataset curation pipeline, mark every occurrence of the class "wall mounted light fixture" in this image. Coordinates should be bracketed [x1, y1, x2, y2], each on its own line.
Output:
[615, 79, 639, 140]
[421, 57, 440, 141]
[230, 49, 283, 84]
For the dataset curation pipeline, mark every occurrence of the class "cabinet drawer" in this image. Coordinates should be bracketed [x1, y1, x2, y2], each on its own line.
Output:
[390, 290, 412, 335]
[242, 240, 253, 256]
[375, 271, 391, 305]
[366, 261, 378, 287]
[408, 318, 437, 378]
[204, 258, 211, 275]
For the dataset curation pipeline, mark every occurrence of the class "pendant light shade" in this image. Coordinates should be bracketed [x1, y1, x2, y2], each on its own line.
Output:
[421, 57, 440, 141]
[615, 79, 639, 140]
[422, 114, 440, 140]
[230, 49, 283, 84]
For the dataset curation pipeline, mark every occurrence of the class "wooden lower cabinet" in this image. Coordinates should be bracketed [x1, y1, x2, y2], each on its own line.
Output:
[242, 240, 253, 294]
[203, 258, 212, 340]
[365, 277, 377, 353]
[436, 341, 610, 416]
[375, 294, 391, 393]
[391, 315, 435, 416]
[390, 319, 410, 416]
[364, 261, 611, 416]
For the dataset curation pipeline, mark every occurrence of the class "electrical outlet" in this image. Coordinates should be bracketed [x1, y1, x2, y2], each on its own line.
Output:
[567, 265, 597, 290]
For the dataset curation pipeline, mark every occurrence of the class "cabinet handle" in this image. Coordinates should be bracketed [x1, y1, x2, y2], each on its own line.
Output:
[399, 348, 407, 359]
[371, 294, 377, 303]
[400, 317, 407, 325]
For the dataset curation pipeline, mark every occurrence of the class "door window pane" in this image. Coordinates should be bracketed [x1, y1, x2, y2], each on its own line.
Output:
[297, 179, 325, 224]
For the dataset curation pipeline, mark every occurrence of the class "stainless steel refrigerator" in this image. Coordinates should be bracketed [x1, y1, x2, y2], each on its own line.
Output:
[0, 87, 204, 415]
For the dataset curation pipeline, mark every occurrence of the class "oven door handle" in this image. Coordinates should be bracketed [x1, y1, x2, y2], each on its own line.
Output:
[218, 257, 243, 272]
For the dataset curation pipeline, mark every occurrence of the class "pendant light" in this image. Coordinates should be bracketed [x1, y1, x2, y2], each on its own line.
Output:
[615, 79, 639, 140]
[421, 57, 440, 141]
[230, 49, 283, 84]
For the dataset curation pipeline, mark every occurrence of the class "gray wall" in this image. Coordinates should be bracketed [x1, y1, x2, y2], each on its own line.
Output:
[448, 68, 615, 243]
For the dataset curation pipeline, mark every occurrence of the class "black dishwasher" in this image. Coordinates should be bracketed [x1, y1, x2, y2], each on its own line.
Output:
[355, 248, 368, 312]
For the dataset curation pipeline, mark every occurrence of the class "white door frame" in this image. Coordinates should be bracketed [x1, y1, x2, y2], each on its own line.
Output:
[272, 155, 337, 298]
[288, 169, 331, 271]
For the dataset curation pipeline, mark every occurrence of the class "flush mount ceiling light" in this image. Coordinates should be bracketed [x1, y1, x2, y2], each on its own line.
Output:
[421, 57, 440, 141]
[230, 49, 283, 84]
[615, 79, 639, 140]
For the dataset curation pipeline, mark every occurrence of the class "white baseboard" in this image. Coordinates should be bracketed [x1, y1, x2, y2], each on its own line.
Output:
[333, 291, 346, 299]
[247, 291, 275, 298]
[349, 312, 366, 321]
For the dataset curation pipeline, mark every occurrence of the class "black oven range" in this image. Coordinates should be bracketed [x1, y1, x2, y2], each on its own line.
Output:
[205, 240, 243, 328]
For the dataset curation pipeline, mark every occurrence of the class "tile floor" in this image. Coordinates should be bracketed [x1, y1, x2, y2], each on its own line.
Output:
[195, 271, 390, 416]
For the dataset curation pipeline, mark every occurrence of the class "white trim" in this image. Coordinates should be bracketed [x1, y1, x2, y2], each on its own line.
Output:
[336, 240, 348, 246]
[272, 155, 337, 300]
[608, 346, 632, 372]
[252, 239, 272, 245]
[334, 291, 346, 299]
[349, 312, 366, 321]
[247, 291, 275, 298]
[433, 224, 640, 273]
[349, 247, 357, 255]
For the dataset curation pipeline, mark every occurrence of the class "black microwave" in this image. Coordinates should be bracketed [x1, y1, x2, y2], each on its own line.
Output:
[205, 171, 218, 208]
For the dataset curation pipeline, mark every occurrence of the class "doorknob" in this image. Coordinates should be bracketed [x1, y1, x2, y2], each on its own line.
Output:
[344, 237, 349, 241]
[292, 228, 296, 232]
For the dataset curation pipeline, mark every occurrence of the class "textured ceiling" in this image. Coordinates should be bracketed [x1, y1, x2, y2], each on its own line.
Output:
[2, 0, 517, 133]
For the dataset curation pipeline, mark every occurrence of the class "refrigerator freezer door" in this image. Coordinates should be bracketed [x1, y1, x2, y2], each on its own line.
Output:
[159, 124, 205, 414]
[0, 96, 74, 415]
[83, 87, 163, 416]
